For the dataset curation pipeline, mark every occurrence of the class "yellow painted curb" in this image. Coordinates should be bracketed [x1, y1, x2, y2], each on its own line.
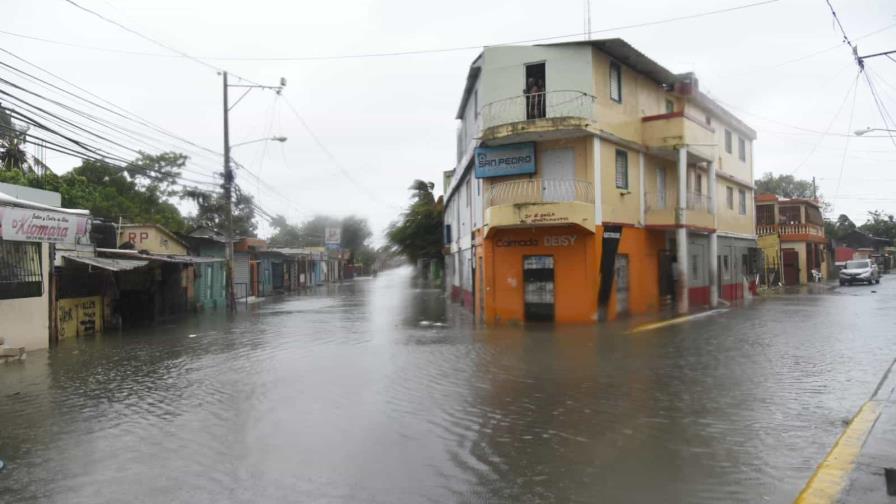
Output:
[793, 400, 884, 504]
[629, 309, 727, 334]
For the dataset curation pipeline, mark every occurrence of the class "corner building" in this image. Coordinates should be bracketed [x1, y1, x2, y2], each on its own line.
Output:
[443, 39, 757, 324]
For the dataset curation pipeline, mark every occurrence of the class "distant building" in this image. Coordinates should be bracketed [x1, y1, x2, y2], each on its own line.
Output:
[443, 38, 757, 324]
[755, 194, 830, 285]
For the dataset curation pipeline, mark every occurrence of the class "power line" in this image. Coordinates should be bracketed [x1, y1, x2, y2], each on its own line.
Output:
[19, 0, 782, 63]
[833, 71, 860, 206]
[789, 71, 860, 175]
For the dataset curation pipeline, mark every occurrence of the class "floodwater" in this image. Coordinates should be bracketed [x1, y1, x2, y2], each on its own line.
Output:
[1, 267, 895, 503]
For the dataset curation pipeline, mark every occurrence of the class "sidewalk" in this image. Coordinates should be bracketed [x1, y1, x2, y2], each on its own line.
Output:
[795, 358, 896, 503]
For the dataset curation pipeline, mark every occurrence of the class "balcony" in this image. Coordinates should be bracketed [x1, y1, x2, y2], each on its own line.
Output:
[479, 91, 597, 143]
[757, 223, 826, 242]
[641, 112, 715, 162]
[483, 178, 595, 234]
[644, 191, 714, 229]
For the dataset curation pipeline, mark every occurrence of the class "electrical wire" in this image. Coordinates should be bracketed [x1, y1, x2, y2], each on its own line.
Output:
[14, 0, 780, 63]
[833, 71, 860, 206]
[789, 71, 860, 175]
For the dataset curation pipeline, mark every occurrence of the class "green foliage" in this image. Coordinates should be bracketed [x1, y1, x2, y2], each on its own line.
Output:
[386, 180, 444, 263]
[755, 172, 816, 199]
[859, 210, 896, 241]
[0, 106, 30, 173]
[182, 184, 257, 238]
[269, 214, 374, 263]
[825, 213, 857, 240]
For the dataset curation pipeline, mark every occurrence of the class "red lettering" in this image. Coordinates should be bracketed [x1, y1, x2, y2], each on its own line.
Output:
[139, 232, 149, 243]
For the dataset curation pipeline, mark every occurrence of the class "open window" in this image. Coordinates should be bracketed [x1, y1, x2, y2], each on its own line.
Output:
[524, 63, 546, 119]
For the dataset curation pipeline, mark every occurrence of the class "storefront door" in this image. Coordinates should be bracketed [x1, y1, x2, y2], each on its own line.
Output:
[614, 254, 629, 316]
[523, 255, 555, 322]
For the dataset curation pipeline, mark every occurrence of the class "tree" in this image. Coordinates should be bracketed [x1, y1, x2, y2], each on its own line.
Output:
[183, 183, 257, 237]
[860, 210, 896, 241]
[0, 106, 30, 173]
[386, 180, 444, 263]
[825, 213, 857, 240]
[268, 214, 302, 247]
[754, 172, 816, 199]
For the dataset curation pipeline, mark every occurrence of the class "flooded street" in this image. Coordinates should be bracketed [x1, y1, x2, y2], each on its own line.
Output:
[1, 267, 895, 503]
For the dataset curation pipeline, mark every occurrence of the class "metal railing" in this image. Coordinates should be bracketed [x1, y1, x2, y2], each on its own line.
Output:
[644, 191, 672, 211]
[757, 223, 824, 237]
[480, 90, 597, 129]
[485, 178, 594, 207]
[686, 191, 712, 212]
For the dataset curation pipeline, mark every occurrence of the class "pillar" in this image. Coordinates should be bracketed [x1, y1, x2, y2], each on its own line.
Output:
[708, 159, 718, 308]
[638, 151, 645, 226]
[676, 146, 689, 314]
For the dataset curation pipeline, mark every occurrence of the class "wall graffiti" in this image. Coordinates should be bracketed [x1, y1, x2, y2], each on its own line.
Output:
[57, 296, 103, 339]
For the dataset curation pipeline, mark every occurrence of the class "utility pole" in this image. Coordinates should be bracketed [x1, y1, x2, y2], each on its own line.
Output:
[222, 71, 236, 312]
[221, 72, 286, 313]
[812, 176, 817, 201]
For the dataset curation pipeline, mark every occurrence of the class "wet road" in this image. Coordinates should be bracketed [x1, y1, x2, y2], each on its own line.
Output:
[1, 268, 895, 503]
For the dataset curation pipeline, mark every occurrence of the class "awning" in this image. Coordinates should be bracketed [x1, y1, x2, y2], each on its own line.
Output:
[64, 255, 149, 272]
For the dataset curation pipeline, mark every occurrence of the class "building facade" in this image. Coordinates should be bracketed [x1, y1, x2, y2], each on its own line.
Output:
[755, 194, 830, 285]
[443, 39, 757, 324]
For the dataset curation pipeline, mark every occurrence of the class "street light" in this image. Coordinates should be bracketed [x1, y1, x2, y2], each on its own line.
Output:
[855, 127, 896, 136]
[230, 136, 288, 149]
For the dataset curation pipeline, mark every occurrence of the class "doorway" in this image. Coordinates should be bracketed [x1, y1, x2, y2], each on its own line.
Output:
[782, 248, 800, 285]
[524, 62, 546, 119]
[614, 254, 629, 316]
[541, 148, 575, 201]
[523, 255, 554, 322]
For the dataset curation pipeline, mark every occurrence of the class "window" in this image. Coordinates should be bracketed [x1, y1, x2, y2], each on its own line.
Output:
[473, 89, 479, 119]
[724, 129, 732, 154]
[525, 62, 546, 119]
[757, 204, 775, 225]
[738, 189, 747, 215]
[466, 177, 472, 207]
[665, 99, 674, 114]
[691, 255, 699, 277]
[656, 167, 666, 209]
[615, 149, 629, 189]
[609, 61, 622, 103]
[695, 173, 703, 195]
[444, 224, 452, 245]
[0, 241, 42, 300]
[726, 186, 734, 210]
[722, 255, 730, 276]
[738, 137, 746, 161]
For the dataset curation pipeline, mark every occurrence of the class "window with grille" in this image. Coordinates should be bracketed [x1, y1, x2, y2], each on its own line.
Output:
[738, 137, 746, 161]
[615, 149, 629, 189]
[0, 241, 43, 300]
[725, 129, 732, 154]
[738, 189, 747, 215]
[609, 62, 622, 103]
[726, 186, 734, 209]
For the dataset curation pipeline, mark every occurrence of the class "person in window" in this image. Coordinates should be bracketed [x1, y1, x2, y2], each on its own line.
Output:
[536, 78, 546, 118]
[524, 78, 537, 119]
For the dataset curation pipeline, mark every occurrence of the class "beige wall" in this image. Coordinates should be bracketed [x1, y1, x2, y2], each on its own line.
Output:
[0, 243, 50, 352]
[715, 179, 755, 236]
[480, 136, 592, 194]
[119, 226, 188, 255]
[592, 48, 671, 143]
[600, 141, 641, 224]
[686, 101, 753, 183]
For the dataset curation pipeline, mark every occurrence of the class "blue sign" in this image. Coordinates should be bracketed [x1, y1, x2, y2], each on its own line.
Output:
[474, 142, 535, 178]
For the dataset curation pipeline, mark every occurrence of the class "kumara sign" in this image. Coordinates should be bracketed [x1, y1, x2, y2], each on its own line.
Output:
[474, 142, 535, 178]
[0, 207, 89, 244]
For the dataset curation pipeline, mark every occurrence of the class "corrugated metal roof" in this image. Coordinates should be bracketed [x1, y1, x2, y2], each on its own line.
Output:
[64, 255, 149, 271]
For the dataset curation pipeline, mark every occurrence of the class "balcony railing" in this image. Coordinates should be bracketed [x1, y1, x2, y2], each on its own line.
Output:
[757, 223, 825, 237]
[686, 191, 712, 212]
[485, 178, 594, 207]
[644, 191, 672, 212]
[480, 91, 596, 130]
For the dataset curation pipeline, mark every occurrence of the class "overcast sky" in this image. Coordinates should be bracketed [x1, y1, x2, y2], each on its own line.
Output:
[4, 0, 896, 242]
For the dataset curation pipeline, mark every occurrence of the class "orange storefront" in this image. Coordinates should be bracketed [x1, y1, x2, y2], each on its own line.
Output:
[478, 225, 667, 325]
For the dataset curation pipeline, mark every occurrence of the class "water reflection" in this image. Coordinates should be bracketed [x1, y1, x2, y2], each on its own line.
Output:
[0, 267, 895, 503]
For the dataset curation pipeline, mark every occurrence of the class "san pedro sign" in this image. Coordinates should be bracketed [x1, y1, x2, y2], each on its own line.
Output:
[0, 207, 90, 244]
[474, 142, 535, 178]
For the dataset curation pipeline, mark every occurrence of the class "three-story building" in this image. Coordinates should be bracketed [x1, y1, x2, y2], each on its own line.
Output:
[444, 39, 757, 324]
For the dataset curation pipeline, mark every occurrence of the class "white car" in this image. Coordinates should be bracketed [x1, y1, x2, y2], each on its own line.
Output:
[839, 259, 880, 286]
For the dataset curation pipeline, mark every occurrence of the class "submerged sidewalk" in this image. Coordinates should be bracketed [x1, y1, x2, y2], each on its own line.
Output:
[795, 358, 896, 503]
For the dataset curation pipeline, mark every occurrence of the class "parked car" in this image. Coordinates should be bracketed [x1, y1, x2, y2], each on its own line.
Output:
[839, 259, 880, 285]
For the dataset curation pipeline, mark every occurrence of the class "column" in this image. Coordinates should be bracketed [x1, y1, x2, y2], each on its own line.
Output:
[708, 159, 719, 308]
[638, 151, 646, 226]
[676, 146, 689, 314]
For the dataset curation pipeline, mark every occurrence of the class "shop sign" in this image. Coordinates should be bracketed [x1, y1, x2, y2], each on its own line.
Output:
[522, 211, 570, 225]
[474, 142, 535, 178]
[495, 235, 578, 247]
[324, 227, 341, 246]
[0, 206, 90, 244]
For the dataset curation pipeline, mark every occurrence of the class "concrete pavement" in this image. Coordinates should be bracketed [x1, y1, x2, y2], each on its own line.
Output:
[796, 356, 896, 503]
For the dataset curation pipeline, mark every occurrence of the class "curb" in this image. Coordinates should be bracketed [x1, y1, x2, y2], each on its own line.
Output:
[794, 358, 896, 503]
